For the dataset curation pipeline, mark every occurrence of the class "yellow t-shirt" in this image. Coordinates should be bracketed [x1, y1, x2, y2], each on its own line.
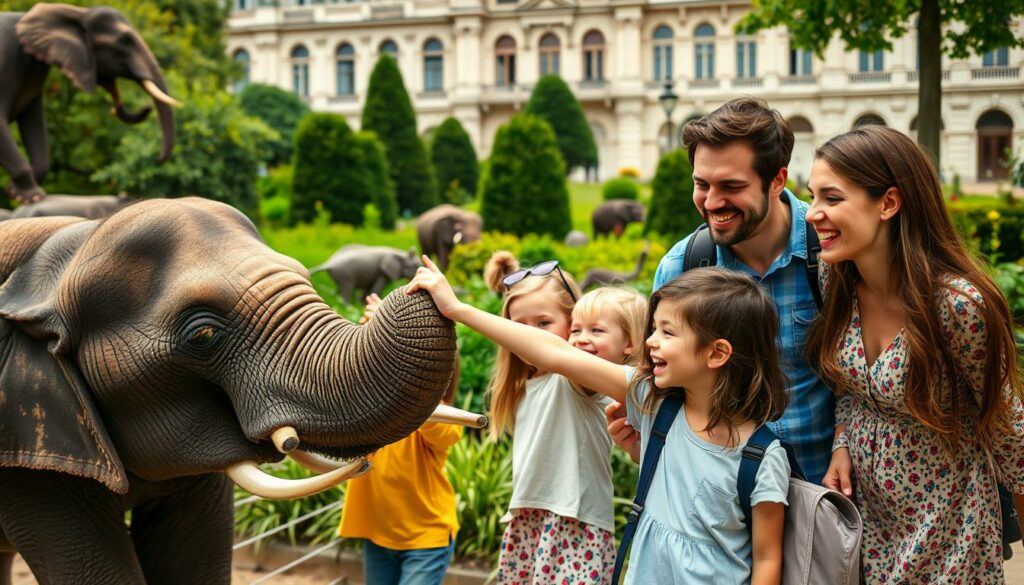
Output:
[339, 422, 462, 550]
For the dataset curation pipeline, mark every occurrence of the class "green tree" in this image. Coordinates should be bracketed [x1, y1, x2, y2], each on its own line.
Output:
[481, 115, 571, 239]
[92, 86, 276, 218]
[430, 117, 479, 205]
[356, 131, 398, 230]
[602, 177, 640, 201]
[239, 84, 311, 168]
[646, 150, 701, 241]
[525, 75, 597, 175]
[739, 0, 1024, 169]
[361, 55, 437, 215]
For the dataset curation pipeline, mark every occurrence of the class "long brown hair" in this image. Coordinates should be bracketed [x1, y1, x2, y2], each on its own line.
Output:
[806, 125, 1021, 452]
[632, 268, 789, 447]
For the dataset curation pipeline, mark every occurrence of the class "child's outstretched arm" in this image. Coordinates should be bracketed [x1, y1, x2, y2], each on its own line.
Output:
[408, 256, 630, 403]
[750, 502, 784, 585]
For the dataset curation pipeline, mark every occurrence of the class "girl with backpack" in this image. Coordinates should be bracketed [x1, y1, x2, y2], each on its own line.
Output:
[805, 125, 1024, 583]
[409, 261, 792, 585]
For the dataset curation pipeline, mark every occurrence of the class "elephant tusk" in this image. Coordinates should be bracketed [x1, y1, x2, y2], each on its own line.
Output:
[271, 426, 299, 454]
[226, 459, 370, 500]
[142, 79, 183, 108]
[427, 404, 488, 428]
[452, 231, 463, 245]
[289, 449, 349, 474]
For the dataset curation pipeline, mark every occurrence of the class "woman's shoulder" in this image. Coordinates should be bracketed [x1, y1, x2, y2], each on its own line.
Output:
[936, 275, 987, 323]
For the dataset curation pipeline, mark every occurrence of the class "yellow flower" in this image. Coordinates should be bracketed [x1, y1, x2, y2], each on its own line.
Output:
[987, 210, 1001, 221]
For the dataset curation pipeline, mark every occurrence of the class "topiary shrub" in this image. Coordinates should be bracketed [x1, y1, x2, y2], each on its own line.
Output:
[525, 75, 598, 175]
[431, 117, 479, 205]
[362, 55, 438, 215]
[239, 83, 311, 167]
[646, 149, 702, 241]
[602, 177, 639, 201]
[355, 131, 397, 230]
[480, 114, 571, 239]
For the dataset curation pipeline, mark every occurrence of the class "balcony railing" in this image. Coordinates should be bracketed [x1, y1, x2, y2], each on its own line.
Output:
[689, 78, 720, 89]
[849, 71, 892, 84]
[732, 76, 763, 88]
[971, 66, 1019, 80]
[907, 70, 951, 82]
[781, 75, 817, 86]
[578, 79, 608, 89]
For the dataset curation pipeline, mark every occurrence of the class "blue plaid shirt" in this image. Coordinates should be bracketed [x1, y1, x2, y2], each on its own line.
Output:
[653, 191, 835, 484]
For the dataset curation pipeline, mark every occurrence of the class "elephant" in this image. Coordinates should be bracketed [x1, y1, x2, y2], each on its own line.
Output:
[417, 204, 482, 272]
[0, 198, 468, 585]
[564, 229, 589, 248]
[579, 243, 650, 290]
[592, 199, 645, 238]
[311, 244, 421, 304]
[0, 209, 10, 221]
[0, 3, 179, 205]
[11, 193, 133, 220]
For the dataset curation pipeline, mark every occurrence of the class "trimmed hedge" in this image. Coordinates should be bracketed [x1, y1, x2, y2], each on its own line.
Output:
[431, 117, 479, 205]
[525, 75, 598, 175]
[646, 149, 702, 241]
[602, 177, 640, 201]
[239, 83, 310, 167]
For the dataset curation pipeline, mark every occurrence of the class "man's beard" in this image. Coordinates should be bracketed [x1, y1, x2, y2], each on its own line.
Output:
[703, 198, 769, 247]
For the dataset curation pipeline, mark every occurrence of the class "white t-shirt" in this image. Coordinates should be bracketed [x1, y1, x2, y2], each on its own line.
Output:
[501, 373, 615, 532]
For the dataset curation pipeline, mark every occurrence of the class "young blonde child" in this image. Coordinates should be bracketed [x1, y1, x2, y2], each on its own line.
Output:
[479, 252, 647, 584]
[410, 262, 792, 585]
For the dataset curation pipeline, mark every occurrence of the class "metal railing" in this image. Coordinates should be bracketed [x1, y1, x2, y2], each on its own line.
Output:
[732, 76, 763, 88]
[689, 78, 720, 89]
[971, 66, 1020, 80]
[781, 75, 817, 86]
[849, 71, 892, 83]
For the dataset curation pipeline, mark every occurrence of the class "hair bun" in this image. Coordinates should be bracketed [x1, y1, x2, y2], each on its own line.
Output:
[484, 250, 520, 293]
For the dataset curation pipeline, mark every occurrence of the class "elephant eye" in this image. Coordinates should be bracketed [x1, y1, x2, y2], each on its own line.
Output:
[186, 325, 220, 349]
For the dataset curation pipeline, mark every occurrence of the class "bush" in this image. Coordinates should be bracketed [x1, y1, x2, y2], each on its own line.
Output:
[602, 177, 640, 201]
[949, 204, 1024, 263]
[525, 75, 598, 175]
[355, 131, 398, 230]
[480, 114, 571, 239]
[994, 262, 1024, 324]
[260, 195, 290, 227]
[239, 83, 311, 167]
[431, 117, 479, 205]
[646, 149, 702, 241]
[362, 55, 438, 215]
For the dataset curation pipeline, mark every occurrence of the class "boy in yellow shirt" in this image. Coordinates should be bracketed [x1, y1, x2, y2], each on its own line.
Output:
[340, 294, 462, 585]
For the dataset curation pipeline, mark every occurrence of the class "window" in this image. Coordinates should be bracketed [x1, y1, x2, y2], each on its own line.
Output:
[379, 39, 398, 58]
[423, 39, 444, 92]
[789, 46, 813, 76]
[290, 45, 309, 98]
[694, 24, 715, 80]
[539, 33, 561, 76]
[982, 47, 1010, 67]
[232, 49, 249, 93]
[583, 30, 606, 82]
[336, 43, 354, 96]
[859, 49, 884, 72]
[736, 37, 756, 78]
[495, 35, 516, 86]
[653, 25, 673, 82]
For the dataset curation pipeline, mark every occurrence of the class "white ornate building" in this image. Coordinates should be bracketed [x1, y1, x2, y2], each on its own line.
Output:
[226, 0, 1023, 183]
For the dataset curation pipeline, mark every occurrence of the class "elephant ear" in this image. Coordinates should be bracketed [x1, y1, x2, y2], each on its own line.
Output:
[0, 220, 128, 494]
[16, 4, 97, 92]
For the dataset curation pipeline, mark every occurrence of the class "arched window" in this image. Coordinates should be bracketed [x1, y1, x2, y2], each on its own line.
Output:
[736, 36, 756, 78]
[495, 35, 516, 86]
[290, 45, 309, 98]
[789, 43, 812, 76]
[583, 30, 606, 82]
[909, 115, 945, 133]
[976, 109, 1014, 180]
[853, 113, 887, 128]
[788, 116, 814, 134]
[694, 24, 715, 80]
[423, 38, 444, 92]
[232, 49, 249, 93]
[336, 43, 355, 96]
[379, 39, 398, 58]
[539, 33, 561, 77]
[859, 48, 884, 72]
[652, 25, 673, 82]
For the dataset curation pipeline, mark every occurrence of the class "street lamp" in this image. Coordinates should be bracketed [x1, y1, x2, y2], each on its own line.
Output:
[658, 80, 679, 151]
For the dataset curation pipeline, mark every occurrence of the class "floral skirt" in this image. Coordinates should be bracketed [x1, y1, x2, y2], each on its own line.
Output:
[496, 508, 615, 584]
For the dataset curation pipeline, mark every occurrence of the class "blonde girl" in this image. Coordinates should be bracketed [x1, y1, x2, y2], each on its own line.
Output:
[410, 262, 792, 585]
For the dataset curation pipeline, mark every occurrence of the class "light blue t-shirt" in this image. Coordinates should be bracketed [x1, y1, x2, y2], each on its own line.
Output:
[624, 370, 791, 585]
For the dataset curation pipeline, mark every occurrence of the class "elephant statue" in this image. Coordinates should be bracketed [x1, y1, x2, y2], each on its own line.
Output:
[564, 229, 589, 248]
[592, 199, 645, 238]
[0, 198, 471, 585]
[311, 244, 421, 304]
[417, 204, 482, 272]
[580, 242, 649, 290]
[0, 209, 10, 221]
[0, 3, 179, 205]
[11, 193, 133, 220]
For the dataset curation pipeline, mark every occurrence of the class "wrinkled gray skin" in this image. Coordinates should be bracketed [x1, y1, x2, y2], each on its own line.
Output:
[564, 230, 589, 248]
[0, 198, 456, 585]
[312, 244, 421, 304]
[580, 245, 649, 290]
[592, 199, 645, 238]
[11, 193, 132, 219]
[0, 209, 11, 221]
[417, 204, 482, 271]
[0, 4, 175, 204]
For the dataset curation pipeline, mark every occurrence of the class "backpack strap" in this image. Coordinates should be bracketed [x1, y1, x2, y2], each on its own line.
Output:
[683, 224, 716, 272]
[805, 220, 823, 311]
[611, 394, 684, 584]
[737, 425, 806, 525]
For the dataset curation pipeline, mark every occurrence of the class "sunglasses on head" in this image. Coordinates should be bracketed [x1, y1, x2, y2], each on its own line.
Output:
[501, 260, 578, 302]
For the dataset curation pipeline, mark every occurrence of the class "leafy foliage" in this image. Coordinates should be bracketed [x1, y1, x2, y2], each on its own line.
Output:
[239, 83, 311, 168]
[361, 55, 438, 215]
[646, 149, 702, 241]
[994, 262, 1024, 325]
[525, 75, 598, 174]
[446, 434, 514, 562]
[431, 117, 480, 205]
[949, 204, 1024, 263]
[355, 131, 398, 230]
[602, 177, 640, 201]
[480, 115, 572, 239]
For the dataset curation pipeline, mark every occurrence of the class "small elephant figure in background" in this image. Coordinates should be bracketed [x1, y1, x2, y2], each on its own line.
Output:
[11, 193, 133, 220]
[0, 3, 180, 204]
[564, 230, 589, 248]
[592, 199, 645, 238]
[0, 209, 11, 221]
[580, 242, 650, 290]
[311, 244, 422, 304]
[417, 204, 483, 271]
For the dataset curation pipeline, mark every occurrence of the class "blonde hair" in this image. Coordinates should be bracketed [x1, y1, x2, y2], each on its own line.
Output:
[572, 287, 649, 366]
[485, 251, 581, 439]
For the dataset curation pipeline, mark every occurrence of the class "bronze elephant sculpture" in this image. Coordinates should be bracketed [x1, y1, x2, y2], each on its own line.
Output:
[311, 244, 421, 305]
[11, 193, 133, 220]
[0, 3, 178, 204]
[592, 199, 645, 238]
[0, 198, 464, 585]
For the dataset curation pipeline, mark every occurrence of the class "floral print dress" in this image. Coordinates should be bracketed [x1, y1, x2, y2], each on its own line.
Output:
[831, 276, 1024, 583]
